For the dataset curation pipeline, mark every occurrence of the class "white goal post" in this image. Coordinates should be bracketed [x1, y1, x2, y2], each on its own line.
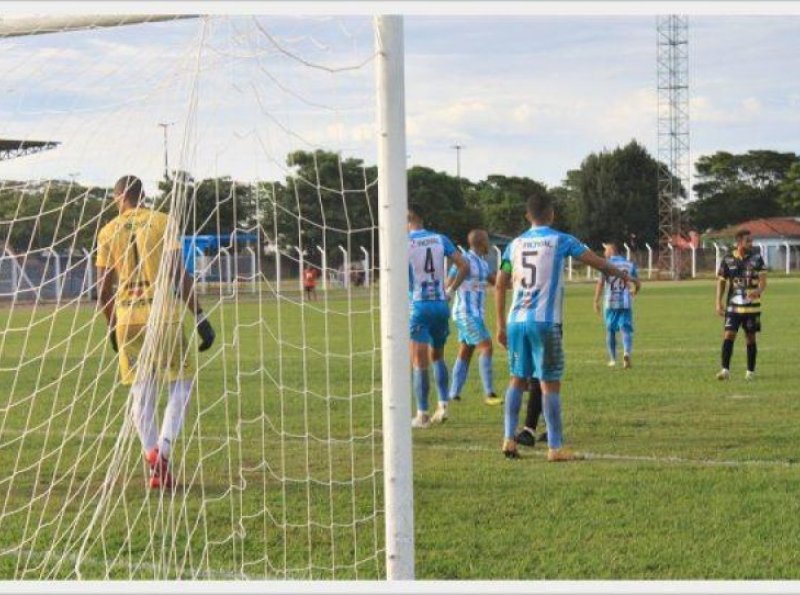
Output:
[374, 15, 414, 581]
[0, 12, 414, 581]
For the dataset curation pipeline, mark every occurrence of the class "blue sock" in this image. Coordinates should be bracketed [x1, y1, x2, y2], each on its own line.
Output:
[606, 330, 617, 361]
[503, 384, 524, 439]
[622, 330, 633, 355]
[412, 368, 429, 413]
[542, 392, 563, 449]
[478, 352, 494, 395]
[432, 359, 449, 403]
[448, 358, 469, 399]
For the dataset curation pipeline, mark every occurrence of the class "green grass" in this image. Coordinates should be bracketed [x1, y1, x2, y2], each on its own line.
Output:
[1, 278, 799, 579]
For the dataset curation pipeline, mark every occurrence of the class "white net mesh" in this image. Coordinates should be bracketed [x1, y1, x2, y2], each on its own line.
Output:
[0, 15, 385, 579]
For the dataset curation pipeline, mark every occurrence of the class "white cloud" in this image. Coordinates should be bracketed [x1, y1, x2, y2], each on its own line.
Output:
[742, 97, 762, 114]
[1, 14, 798, 192]
[595, 87, 657, 138]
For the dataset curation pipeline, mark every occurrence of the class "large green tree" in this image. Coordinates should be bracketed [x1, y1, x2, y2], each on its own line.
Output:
[158, 173, 256, 236]
[0, 180, 111, 252]
[687, 150, 799, 231]
[407, 165, 483, 245]
[557, 140, 661, 248]
[260, 150, 378, 267]
[777, 161, 800, 214]
[467, 174, 553, 238]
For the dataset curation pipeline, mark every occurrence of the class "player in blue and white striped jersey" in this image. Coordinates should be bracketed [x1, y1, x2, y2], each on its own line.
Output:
[408, 209, 469, 428]
[495, 192, 629, 461]
[446, 229, 501, 406]
[593, 242, 641, 369]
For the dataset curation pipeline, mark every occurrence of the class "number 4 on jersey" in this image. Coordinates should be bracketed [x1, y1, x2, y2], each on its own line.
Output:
[424, 247, 435, 279]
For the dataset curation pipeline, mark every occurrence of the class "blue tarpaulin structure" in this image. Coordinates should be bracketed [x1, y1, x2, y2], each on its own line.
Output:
[181, 233, 258, 274]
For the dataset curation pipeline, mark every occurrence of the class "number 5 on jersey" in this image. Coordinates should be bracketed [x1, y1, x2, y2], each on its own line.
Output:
[520, 250, 537, 288]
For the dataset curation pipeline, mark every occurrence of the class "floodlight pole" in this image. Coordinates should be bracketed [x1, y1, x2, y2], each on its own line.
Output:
[158, 122, 174, 180]
[451, 144, 464, 181]
[375, 15, 414, 581]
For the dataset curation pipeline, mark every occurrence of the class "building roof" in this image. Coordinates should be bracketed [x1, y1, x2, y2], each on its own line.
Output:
[707, 217, 800, 240]
[0, 138, 60, 161]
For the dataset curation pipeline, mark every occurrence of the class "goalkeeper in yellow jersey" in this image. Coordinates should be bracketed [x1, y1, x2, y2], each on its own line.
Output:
[96, 175, 215, 489]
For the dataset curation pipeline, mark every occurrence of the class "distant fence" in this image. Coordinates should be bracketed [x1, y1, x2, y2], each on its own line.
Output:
[485, 243, 800, 281]
[0, 245, 376, 304]
[3, 243, 797, 305]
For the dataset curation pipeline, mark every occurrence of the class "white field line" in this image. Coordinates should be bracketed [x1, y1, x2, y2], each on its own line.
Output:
[423, 443, 798, 468]
[3, 428, 797, 469]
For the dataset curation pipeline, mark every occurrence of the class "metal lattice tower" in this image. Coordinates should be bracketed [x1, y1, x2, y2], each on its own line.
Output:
[656, 15, 689, 277]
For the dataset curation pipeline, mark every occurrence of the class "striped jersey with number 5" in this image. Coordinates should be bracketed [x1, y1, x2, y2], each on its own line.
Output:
[500, 226, 588, 324]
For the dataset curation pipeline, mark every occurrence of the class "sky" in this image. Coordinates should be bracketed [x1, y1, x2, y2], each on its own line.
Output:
[0, 10, 798, 198]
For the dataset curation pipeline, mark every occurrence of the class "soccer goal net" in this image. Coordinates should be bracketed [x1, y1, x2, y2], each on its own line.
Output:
[0, 14, 412, 580]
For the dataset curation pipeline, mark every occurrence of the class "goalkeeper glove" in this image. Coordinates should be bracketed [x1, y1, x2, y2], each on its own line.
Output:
[196, 310, 216, 352]
[109, 325, 118, 353]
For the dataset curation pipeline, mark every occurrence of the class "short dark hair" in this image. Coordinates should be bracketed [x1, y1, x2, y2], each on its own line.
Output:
[526, 192, 553, 222]
[735, 228, 751, 241]
[114, 175, 144, 204]
[407, 208, 423, 225]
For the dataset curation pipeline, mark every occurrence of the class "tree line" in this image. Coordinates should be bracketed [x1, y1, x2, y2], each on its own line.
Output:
[2, 143, 799, 259]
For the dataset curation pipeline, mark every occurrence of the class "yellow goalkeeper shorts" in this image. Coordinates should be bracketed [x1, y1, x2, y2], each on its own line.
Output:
[116, 322, 192, 386]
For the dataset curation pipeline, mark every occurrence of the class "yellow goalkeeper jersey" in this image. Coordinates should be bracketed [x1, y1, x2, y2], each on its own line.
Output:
[96, 208, 182, 326]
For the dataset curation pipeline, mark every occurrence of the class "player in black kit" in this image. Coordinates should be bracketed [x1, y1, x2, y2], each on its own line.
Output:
[715, 229, 767, 381]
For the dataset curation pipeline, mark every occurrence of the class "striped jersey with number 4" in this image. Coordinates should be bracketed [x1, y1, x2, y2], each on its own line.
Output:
[501, 226, 588, 324]
[408, 229, 457, 302]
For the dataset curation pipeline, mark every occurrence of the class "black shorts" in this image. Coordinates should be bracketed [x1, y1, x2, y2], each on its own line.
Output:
[724, 312, 761, 334]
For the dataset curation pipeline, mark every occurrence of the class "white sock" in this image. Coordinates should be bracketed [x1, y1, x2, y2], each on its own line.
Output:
[158, 379, 193, 460]
[129, 377, 158, 453]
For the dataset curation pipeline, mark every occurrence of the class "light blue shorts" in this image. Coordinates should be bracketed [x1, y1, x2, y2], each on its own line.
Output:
[454, 315, 491, 346]
[604, 308, 634, 334]
[409, 301, 450, 349]
[506, 321, 564, 381]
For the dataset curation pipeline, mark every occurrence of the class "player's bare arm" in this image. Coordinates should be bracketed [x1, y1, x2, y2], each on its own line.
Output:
[630, 276, 642, 295]
[577, 249, 629, 281]
[494, 269, 510, 348]
[173, 252, 216, 352]
[715, 276, 727, 316]
[97, 265, 116, 325]
[751, 270, 767, 299]
[173, 252, 201, 316]
[97, 265, 119, 352]
[593, 277, 603, 314]
[446, 250, 469, 297]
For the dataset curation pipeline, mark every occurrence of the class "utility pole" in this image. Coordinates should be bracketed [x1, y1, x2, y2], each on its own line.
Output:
[158, 122, 174, 180]
[450, 144, 465, 180]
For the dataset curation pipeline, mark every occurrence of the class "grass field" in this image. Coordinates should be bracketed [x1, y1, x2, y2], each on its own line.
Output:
[1, 277, 800, 580]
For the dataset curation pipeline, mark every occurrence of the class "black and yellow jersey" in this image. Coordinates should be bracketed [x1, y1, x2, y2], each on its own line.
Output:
[717, 248, 765, 315]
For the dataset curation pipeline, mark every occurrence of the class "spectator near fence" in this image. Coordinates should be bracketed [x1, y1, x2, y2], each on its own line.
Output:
[303, 266, 318, 301]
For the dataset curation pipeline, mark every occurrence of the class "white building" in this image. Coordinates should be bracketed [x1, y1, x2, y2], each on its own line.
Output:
[708, 217, 800, 273]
